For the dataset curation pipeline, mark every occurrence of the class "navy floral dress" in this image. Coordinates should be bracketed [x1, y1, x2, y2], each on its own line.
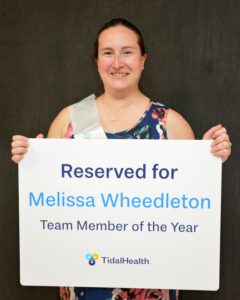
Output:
[61, 101, 179, 300]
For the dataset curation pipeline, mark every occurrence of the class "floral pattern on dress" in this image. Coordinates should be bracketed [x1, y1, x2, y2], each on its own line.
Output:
[112, 288, 173, 300]
[104, 102, 168, 140]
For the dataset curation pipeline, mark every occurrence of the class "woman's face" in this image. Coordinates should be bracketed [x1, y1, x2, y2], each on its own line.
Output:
[96, 25, 146, 94]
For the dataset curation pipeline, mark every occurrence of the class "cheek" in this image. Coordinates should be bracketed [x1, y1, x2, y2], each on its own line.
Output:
[128, 62, 144, 75]
[97, 59, 112, 72]
[126, 57, 145, 71]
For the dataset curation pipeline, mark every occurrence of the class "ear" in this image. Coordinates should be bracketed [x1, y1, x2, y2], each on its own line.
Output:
[142, 53, 147, 69]
[95, 58, 100, 72]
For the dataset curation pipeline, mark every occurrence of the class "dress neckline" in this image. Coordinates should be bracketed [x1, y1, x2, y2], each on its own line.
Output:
[105, 101, 153, 135]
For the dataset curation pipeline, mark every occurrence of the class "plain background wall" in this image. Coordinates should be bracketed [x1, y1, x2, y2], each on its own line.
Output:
[0, 0, 239, 299]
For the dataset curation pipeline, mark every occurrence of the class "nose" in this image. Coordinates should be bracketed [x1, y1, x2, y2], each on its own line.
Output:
[113, 54, 123, 69]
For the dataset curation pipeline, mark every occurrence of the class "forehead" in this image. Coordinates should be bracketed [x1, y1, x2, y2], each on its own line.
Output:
[98, 25, 139, 48]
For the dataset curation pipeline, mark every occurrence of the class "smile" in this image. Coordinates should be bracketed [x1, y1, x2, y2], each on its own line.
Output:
[110, 72, 129, 78]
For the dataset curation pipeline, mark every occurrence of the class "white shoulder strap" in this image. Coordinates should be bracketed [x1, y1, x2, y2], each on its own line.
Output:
[69, 94, 106, 139]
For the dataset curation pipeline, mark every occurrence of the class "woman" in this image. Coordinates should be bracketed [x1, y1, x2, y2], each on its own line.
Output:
[12, 18, 231, 300]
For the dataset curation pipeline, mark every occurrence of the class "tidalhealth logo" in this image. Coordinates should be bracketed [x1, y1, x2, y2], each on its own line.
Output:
[85, 253, 99, 266]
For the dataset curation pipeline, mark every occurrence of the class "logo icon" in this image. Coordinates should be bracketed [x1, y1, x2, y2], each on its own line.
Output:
[85, 253, 100, 266]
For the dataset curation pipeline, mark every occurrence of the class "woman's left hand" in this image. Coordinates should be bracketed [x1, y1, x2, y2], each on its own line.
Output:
[202, 124, 231, 163]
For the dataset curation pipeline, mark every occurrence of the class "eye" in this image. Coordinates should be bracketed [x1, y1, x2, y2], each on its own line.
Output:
[102, 51, 113, 56]
[123, 50, 132, 56]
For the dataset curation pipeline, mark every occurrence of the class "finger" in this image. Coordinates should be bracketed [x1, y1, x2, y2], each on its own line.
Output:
[211, 148, 231, 163]
[12, 135, 28, 142]
[36, 133, 44, 138]
[211, 141, 231, 152]
[211, 132, 230, 147]
[202, 124, 222, 140]
[211, 147, 231, 155]
[211, 127, 227, 139]
[11, 146, 28, 156]
[11, 154, 25, 164]
[11, 140, 29, 149]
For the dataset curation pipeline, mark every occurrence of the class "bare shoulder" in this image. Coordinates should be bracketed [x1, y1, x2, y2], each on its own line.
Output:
[166, 109, 195, 139]
[47, 106, 70, 138]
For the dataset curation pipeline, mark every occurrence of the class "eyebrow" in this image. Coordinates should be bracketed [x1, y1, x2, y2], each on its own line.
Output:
[100, 46, 135, 52]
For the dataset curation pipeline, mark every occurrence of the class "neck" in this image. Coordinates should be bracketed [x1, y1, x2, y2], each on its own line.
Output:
[98, 89, 146, 109]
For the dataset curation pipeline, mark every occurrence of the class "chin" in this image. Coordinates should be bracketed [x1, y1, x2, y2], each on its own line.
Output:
[109, 80, 139, 92]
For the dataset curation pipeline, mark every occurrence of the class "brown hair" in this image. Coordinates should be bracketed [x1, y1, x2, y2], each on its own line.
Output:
[94, 18, 146, 59]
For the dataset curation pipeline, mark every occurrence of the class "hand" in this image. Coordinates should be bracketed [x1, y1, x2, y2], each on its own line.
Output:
[11, 134, 44, 163]
[202, 124, 231, 163]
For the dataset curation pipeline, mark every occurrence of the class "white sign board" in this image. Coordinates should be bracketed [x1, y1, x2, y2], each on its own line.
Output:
[19, 139, 222, 290]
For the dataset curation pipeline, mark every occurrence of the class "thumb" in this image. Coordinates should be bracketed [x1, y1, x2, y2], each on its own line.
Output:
[36, 133, 44, 139]
[202, 124, 222, 140]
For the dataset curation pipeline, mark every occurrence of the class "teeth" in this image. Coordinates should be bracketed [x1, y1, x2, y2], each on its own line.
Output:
[111, 73, 128, 78]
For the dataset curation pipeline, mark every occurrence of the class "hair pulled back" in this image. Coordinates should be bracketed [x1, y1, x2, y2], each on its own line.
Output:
[94, 18, 146, 59]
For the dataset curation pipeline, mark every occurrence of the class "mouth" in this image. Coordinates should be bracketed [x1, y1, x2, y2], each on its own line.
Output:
[110, 72, 129, 78]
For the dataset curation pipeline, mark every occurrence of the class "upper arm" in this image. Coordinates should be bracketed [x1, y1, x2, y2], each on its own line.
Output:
[166, 109, 195, 140]
[47, 106, 70, 138]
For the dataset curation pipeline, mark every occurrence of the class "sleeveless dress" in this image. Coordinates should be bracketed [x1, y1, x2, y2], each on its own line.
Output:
[61, 101, 179, 300]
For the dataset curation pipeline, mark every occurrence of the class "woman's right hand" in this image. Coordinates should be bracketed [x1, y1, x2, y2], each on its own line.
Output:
[11, 134, 44, 163]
